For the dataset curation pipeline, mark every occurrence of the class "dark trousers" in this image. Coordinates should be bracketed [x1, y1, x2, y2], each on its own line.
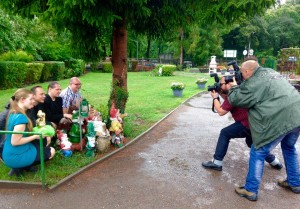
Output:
[213, 121, 275, 163]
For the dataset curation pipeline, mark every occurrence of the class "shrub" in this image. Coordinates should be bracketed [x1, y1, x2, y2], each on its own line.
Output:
[152, 64, 176, 76]
[0, 61, 27, 89]
[37, 61, 65, 82]
[25, 63, 44, 84]
[0, 50, 34, 62]
[102, 61, 113, 73]
[64, 59, 85, 78]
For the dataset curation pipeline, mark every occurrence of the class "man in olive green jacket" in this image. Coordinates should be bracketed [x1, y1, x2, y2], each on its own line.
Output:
[228, 60, 300, 201]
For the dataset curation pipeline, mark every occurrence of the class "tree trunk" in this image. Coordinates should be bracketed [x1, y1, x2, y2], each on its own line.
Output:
[111, 19, 128, 112]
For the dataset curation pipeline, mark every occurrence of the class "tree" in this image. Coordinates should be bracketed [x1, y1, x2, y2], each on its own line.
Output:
[1, 0, 276, 112]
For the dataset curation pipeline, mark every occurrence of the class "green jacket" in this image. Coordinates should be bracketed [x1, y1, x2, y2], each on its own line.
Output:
[228, 66, 300, 149]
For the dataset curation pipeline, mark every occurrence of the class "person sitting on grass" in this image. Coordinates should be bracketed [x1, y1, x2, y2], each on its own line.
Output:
[2, 88, 56, 177]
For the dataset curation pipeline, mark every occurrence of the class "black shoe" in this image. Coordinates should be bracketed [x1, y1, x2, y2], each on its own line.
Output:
[8, 168, 23, 177]
[202, 160, 222, 171]
[271, 162, 283, 170]
[278, 179, 300, 193]
[235, 186, 258, 201]
[24, 166, 38, 173]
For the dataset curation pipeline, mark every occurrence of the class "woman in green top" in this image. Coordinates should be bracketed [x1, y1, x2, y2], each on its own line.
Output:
[2, 88, 56, 177]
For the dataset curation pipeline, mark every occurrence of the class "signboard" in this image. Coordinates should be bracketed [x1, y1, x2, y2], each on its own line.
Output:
[224, 50, 237, 58]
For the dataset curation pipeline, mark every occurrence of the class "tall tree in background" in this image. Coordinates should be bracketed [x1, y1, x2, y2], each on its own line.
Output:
[1, 0, 276, 112]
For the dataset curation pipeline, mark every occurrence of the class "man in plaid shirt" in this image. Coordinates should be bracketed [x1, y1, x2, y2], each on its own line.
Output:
[60, 77, 82, 114]
[202, 76, 282, 171]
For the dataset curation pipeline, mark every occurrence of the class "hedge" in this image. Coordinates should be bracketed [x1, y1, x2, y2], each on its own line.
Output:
[0, 61, 27, 89]
[37, 61, 65, 82]
[25, 63, 44, 85]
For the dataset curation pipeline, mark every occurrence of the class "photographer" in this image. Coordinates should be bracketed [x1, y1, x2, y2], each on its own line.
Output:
[202, 76, 282, 171]
[228, 60, 300, 201]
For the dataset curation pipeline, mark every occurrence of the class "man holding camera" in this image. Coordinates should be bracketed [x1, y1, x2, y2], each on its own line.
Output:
[202, 76, 282, 171]
[228, 60, 300, 201]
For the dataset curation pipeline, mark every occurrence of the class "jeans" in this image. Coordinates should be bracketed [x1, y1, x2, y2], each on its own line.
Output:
[214, 121, 275, 163]
[245, 126, 300, 194]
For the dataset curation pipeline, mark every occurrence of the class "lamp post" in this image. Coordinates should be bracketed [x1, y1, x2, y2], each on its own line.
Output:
[247, 32, 255, 57]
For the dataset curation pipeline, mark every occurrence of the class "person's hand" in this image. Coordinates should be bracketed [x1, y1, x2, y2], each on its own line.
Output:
[210, 90, 219, 99]
[227, 77, 238, 89]
[64, 114, 72, 119]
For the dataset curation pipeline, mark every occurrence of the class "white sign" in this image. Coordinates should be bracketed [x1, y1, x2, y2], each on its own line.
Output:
[249, 49, 254, 56]
[224, 50, 237, 58]
[243, 50, 248, 56]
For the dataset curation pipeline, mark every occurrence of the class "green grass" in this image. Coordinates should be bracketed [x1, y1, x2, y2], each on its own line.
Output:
[0, 71, 213, 186]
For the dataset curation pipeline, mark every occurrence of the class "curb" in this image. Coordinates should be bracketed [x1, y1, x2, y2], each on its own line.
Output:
[0, 92, 204, 191]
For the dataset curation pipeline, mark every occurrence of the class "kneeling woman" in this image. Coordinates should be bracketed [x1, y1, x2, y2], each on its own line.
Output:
[2, 88, 56, 176]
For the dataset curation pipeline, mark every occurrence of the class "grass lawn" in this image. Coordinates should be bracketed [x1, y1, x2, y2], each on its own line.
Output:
[0, 71, 213, 186]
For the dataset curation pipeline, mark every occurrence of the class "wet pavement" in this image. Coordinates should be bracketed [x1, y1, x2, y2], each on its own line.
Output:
[1, 92, 300, 209]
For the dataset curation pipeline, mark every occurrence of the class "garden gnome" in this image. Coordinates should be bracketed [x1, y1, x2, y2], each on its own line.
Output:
[57, 130, 73, 157]
[109, 102, 127, 148]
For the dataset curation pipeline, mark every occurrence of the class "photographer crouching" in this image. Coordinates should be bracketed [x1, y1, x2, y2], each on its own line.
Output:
[202, 62, 282, 172]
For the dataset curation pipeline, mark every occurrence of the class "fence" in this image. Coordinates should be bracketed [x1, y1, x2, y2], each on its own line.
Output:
[0, 131, 46, 188]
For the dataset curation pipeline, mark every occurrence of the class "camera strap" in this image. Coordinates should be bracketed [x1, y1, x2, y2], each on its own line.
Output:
[212, 97, 220, 113]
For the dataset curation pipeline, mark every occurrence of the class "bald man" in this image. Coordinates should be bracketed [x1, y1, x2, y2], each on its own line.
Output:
[228, 60, 300, 201]
[60, 77, 82, 114]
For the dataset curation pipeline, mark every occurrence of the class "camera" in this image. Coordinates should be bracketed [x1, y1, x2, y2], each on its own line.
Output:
[208, 60, 243, 92]
[227, 60, 243, 85]
[207, 73, 221, 92]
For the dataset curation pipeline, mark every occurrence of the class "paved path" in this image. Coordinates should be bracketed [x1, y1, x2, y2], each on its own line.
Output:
[0, 92, 299, 209]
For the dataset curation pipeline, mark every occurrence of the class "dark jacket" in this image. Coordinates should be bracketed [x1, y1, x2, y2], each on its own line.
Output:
[228, 66, 300, 149]
[0, 103, 10, 153]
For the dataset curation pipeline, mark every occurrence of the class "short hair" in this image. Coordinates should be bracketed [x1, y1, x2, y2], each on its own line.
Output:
[48, 81, 60, 90]
[30, 85, 43, 94]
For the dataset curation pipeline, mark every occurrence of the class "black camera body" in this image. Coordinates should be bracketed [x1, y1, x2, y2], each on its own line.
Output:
[227, 60, 243, 85]
[207, 73, 221, 92]
[207, 60, 243, 92]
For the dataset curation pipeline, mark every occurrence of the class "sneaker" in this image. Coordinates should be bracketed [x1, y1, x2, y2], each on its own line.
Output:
[202, 161, 222, 171]
[270, 162, 283, 170]
[235, 186, 258, 201]
[278, 179, 300, 193]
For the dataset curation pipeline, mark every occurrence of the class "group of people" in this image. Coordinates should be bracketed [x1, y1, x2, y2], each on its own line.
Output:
[0, 77, 82, 177]
[202, 59, 300, 201]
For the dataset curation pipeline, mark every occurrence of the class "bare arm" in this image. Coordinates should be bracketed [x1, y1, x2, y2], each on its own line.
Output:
[210, 90, 228, 116]
[11, 124, 40, 146]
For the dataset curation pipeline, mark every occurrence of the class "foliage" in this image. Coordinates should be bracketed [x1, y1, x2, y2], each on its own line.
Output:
[25, 62, 44, 84]
[153, 64, 176, 76]
[64, 59, 85, 78]
[102, 62, 113, 73]
[37, 61, 65, 82]
[0, 50, 34, 62]
[170, 82, 185, 90]
[0, 61, 27, 89]
[195, 78, 208, 84]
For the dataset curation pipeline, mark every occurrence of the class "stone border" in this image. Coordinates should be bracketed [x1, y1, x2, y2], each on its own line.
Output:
[0, 92, 203, 191]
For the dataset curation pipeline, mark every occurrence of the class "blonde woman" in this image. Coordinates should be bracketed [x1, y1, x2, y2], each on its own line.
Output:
[2, 88, 55, 177]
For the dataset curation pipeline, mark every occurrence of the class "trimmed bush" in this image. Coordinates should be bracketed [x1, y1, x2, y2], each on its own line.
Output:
[65, 59, 85, 78]
[25, 63, 44, 85]
[0, 61, 27, 89]
[152, 64, 176, 76]
[0, 50, 34, 63]
[102, 61, 113, 73]
[37, 61, 65, 82]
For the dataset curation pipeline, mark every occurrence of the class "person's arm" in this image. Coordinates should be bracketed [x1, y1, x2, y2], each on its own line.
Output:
[210, 91, 228, 116]
[11, 124, 39, 146]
